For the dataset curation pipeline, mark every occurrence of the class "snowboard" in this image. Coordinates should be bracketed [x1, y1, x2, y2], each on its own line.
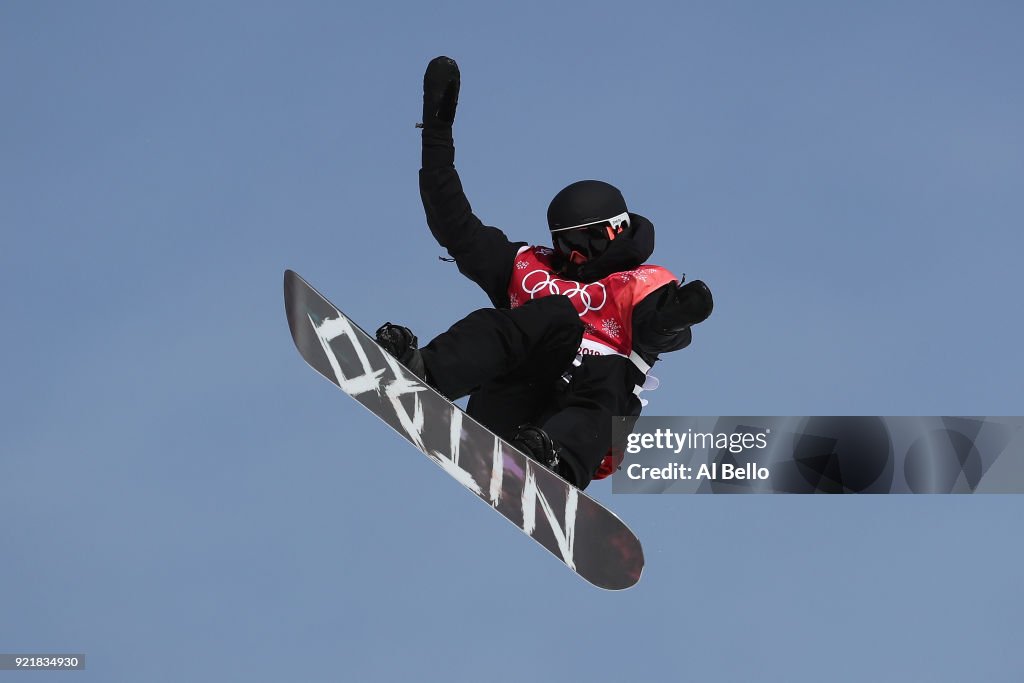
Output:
[283, 270, 644, 590]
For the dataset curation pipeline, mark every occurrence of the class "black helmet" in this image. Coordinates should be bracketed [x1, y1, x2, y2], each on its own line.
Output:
[547, 180, 630, 263]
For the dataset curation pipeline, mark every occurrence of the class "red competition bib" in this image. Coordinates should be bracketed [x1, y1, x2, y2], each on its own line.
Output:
[508, 246, 678, 359]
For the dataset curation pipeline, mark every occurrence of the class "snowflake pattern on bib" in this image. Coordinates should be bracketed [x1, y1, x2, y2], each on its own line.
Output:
[601, 318, 623, 339]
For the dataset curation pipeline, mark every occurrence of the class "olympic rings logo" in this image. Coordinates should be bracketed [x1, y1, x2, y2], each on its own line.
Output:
[520, 270, 608, 314]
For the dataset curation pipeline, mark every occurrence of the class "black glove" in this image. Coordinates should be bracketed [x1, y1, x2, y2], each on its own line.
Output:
[421, 56, 460, 128]
[660, 280, 714, 332]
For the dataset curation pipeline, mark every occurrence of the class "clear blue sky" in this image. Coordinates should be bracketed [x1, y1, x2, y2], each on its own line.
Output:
[2, 2, 1022, 681]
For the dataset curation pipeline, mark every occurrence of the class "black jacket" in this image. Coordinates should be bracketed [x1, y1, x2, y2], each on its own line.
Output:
[419, 127, 696, 363]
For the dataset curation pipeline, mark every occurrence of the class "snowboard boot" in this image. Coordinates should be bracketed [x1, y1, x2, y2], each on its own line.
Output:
[375, 322, 427, 381]
[511, 425, 576, 485]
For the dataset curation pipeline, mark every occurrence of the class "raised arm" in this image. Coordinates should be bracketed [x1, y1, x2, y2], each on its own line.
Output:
[418, 57, 524, 308]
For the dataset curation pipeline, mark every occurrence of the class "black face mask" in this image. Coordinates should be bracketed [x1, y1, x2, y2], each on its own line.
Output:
[551, 213, 631, 264]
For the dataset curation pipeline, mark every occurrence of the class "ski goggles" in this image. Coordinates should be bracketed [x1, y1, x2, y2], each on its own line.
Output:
[551, 212, 630, 261]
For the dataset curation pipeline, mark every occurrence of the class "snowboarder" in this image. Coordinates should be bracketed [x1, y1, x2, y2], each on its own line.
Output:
[376, 56, 714, 490]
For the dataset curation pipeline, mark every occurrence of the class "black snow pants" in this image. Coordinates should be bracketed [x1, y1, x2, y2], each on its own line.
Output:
[419, 294, 611, 488]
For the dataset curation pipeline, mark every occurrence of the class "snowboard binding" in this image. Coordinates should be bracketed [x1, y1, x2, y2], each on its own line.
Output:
[512, 425, 576, 485]
[375, 322, 427, 381]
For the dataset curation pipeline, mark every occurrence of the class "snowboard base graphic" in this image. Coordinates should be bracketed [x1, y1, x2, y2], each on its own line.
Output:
[284, 270, 643, 590]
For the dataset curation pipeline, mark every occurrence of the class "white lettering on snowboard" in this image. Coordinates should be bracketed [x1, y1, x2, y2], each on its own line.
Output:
[523, 462, 577, 570]
[489, 437, 503, 506]
[310, 310, 577, 566]
[310, 314, 386, 396]
[313, 314, 429, 452]
[378, 348, 429, 453]
[427, 405, 482, 495]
